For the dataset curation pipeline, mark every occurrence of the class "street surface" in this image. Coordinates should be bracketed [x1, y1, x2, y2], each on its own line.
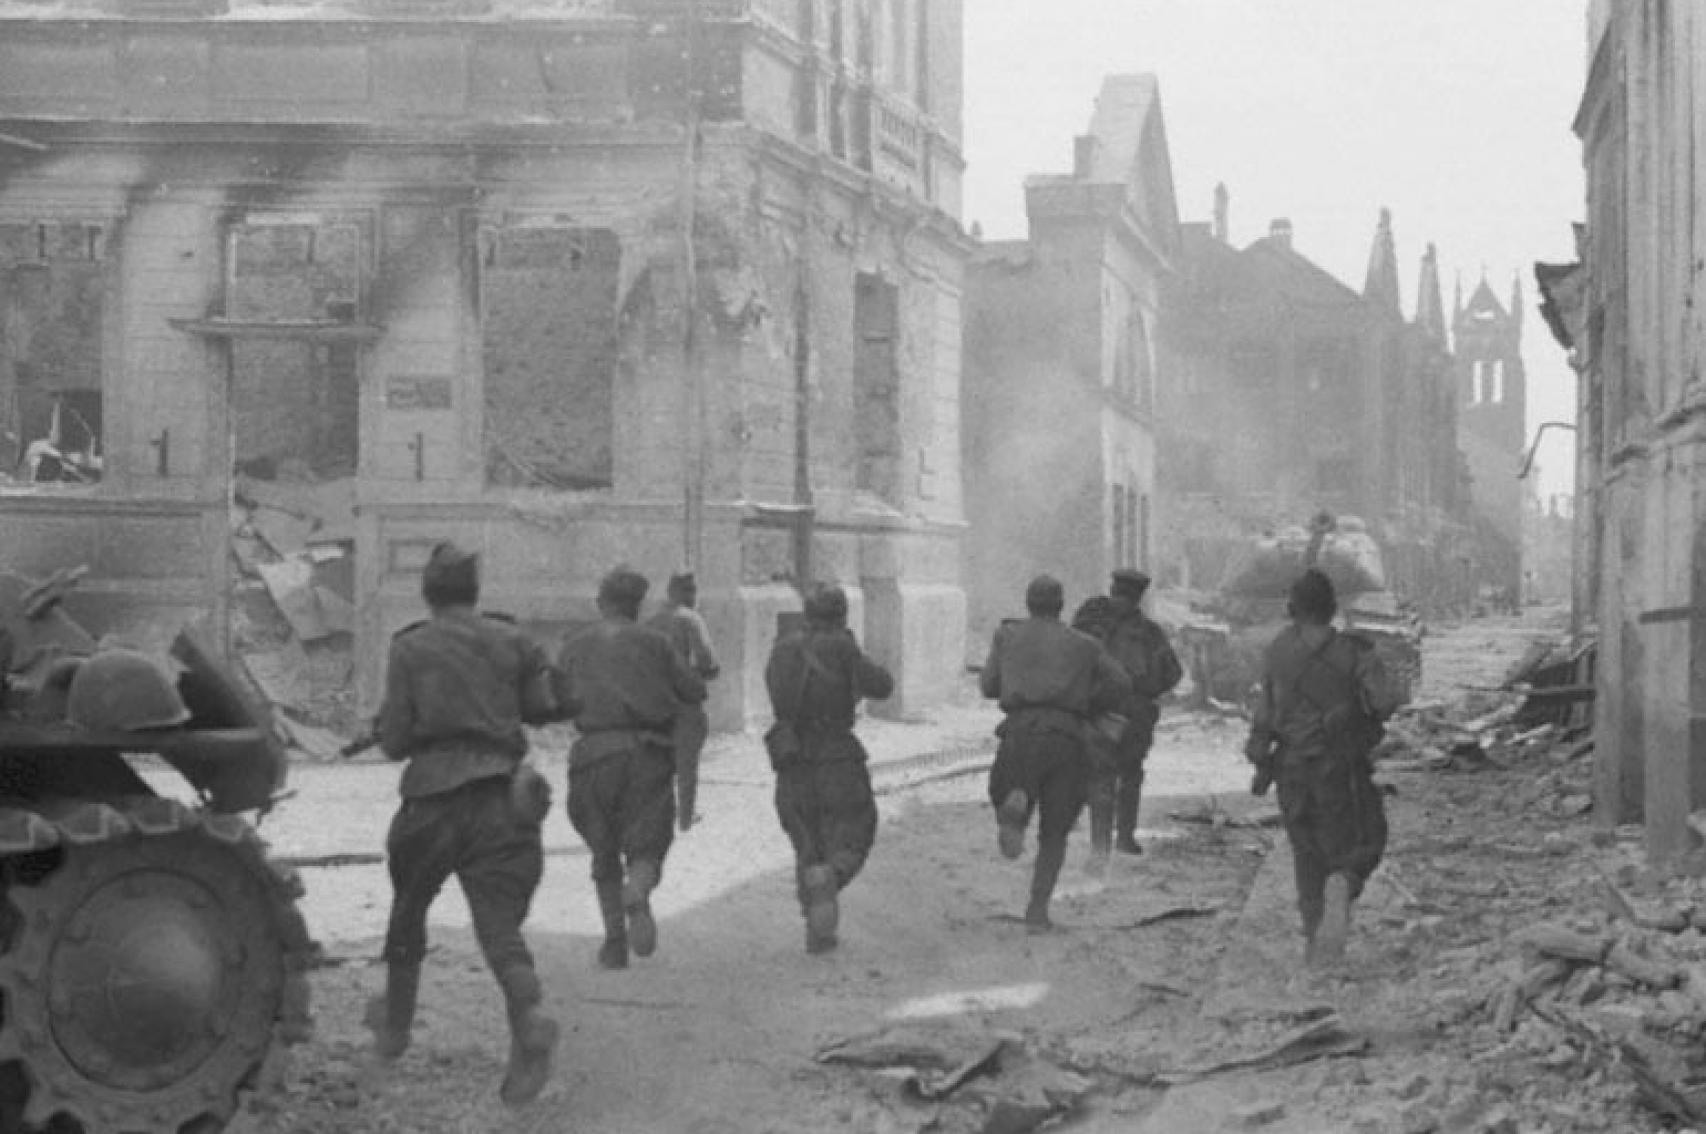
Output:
[229, 609, 1662, 1134]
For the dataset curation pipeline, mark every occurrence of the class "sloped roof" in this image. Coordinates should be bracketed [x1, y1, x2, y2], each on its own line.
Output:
[1242, 235, 1365, 307]
[1082, 74, 1181, 253]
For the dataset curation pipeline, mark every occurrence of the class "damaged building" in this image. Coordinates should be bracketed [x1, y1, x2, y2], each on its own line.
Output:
[1564, 0, 1706, 858]
[962, 74, 1176, 640]
[0, 0, 971, 730]
[1157, 196, 1478, 615]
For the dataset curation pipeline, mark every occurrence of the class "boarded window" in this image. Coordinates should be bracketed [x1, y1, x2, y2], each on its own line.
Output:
[480, 227, 618, 490]
[853, 272, 901, 503]
[0, 222, 105, 485]
[227, 219, 364, 480]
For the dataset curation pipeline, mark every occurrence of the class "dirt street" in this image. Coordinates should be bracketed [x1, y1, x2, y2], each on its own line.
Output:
[232, 609, 1665, 1134]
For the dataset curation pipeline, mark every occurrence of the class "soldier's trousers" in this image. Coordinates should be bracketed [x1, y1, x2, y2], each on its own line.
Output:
[567, 744, 677, 886]
[384, 775, 543, 981]
[988, 726, 1089, 842]
[1276, 749, 1388, 937]
[775, 758, 879, 901]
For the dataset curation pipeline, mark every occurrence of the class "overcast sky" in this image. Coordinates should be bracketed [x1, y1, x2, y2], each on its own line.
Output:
[963, 0, 1587, 501]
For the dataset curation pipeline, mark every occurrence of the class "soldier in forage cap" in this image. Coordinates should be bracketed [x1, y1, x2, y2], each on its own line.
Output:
[645, 571, 721, 834]
[369, 541, 560, 1107]
[981, 575, 1128, 931]
[1071, 568, 1181, 871]
[1245, 568, 1397, 966]
[763, 583, 893, 954]
[555, 566, 706, 970]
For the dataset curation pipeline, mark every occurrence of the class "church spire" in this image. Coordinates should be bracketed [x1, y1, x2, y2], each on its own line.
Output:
[1416, 243, 1446, 345]
[1363, 207, 1402, 316]
[1510, 271, 1525, 340]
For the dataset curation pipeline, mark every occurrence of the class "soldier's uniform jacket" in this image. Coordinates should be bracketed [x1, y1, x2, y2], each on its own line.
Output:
[1249, 624, 1398, 768]
[980, 617, 1128, 736]
[1073, 597, 1180, 708]
[379, 609, 556, 799]
[765, 628, 893, 762]
[556, 618, 706, 768]
[647, 604, 721, 681]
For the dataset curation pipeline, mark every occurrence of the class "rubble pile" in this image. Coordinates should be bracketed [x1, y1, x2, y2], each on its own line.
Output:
[230, 472, 358, 741]
[1345, 676, 1706, 1134]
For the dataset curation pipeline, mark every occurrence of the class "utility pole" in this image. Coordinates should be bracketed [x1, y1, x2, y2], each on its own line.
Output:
[680, 0, 706, 571]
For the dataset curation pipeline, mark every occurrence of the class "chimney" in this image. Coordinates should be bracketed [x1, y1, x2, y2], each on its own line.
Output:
[1269, 218, 1293, 249]
[1073, 135, 1098, 180]
[1212, 183, 1229, 243]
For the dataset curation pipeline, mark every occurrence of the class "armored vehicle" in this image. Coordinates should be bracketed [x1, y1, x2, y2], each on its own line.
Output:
[0, 566, 313, 1133]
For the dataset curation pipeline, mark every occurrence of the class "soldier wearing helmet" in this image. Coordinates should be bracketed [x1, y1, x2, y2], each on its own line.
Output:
[763, 583, 893, 954]
[555, 566, 707, 970]
[980, 575, 1129, 931]
[368, 542, 560, 1107]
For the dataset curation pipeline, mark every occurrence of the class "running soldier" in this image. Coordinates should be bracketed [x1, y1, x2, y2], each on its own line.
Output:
[369, 542, 559, 1107]
[1072, 569, 1181, 869]
[556, 567, 707, 969]
[764, 584, 894, 953]
[981, 575, 1129, 930]
[646, 571, 721, 832]
[1245, 568, 1398, 966]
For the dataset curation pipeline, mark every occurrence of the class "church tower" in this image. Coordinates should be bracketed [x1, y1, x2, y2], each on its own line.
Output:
[1453, 273, 1527, 597]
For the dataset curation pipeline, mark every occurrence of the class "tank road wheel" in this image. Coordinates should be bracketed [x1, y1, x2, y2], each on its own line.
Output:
[0, 801, 313, 1134]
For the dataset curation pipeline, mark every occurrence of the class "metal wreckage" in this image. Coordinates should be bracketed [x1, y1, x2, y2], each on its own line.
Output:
[0, 566, 313, 1133]
[1177, 515, 1424, 708]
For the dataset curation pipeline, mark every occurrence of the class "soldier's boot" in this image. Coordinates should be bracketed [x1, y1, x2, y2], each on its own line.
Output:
[1085, 797, 1113, 877]
[363, 962, 420, 1062]
[623, 859, 661, 958]
[996, 790, 1029, 861]
[595, 881, 629, 970]
[1114, 780, 1144, 856]
[1313, 873, 1353, 966]
[801, 863, 840, 954]
[1024, 837, 1068, 932]
[498, 968, 559, 1108]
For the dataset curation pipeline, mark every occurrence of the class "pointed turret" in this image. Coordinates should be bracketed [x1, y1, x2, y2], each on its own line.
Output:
[1453, 272, 1463, 322]
[1363, 207, 1402, 316]
[1509, 272, 1525, 340]
[1416, 243, 1446, 345]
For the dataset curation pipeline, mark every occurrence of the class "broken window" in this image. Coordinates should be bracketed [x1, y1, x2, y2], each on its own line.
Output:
[480, 226, 619, 491]
[226, 218, 364, 481]
[853, 272, 902, 503]
[0, 221, 105, 485]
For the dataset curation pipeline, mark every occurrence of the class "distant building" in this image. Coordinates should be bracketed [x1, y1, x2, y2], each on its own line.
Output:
[1158, 194, 1473, 612]
[1454, 275, 1529, 601]
[963, 74, 1177, 637]
[0, 0, 971, 728]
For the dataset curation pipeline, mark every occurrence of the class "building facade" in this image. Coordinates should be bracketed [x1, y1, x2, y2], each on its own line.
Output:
[1570, 1, 1706, 857]
[1157, 196, 1473, 613]
[962, 74, 1175, 641]
[0, 0, 970, 729]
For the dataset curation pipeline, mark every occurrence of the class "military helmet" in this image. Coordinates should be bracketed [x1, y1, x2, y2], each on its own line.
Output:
[65, 648, 191, 732]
